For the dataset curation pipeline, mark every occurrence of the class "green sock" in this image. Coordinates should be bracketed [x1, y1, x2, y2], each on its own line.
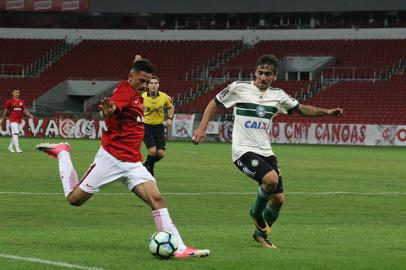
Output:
[251, 185, 272, 218]
[263, 204, 280, 227]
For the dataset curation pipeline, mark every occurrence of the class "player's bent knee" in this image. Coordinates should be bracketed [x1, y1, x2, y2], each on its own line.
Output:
[271, 193, 285, 210]
[157, 150, 165, 158]
[148, 148, 157, 156]
[273, 195, 285, 206]
[66, 188, 92, 206]
[262, 170, 279, 188]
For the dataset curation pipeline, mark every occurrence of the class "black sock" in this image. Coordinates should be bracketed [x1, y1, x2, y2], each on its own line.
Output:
[146, 155, 158, 171]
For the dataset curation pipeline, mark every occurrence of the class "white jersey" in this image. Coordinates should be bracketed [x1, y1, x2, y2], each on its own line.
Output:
[216, 81, 299, 161]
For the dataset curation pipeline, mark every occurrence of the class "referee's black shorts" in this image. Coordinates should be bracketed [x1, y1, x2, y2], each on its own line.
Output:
[144, 123, 166, 150]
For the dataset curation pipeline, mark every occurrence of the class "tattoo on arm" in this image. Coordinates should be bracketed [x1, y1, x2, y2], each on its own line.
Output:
[297, 104, 328, 117]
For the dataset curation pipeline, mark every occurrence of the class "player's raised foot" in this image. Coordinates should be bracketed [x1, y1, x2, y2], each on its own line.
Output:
[175, 247, 210, 258]
[249, 208, 271, 235]
[253, 230, 277, 249]
[8, 147, 15, 153]
[35, 142, 71, 158]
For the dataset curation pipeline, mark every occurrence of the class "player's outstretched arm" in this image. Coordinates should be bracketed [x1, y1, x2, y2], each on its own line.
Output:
[99, 97, 117, 119]
[193, 99, 218, 145]
[296, 104, 343, 117]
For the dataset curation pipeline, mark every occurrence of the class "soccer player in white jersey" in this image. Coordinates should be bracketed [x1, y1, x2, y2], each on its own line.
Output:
[193, 54, 343, 248]
[35, 56, 209, 258]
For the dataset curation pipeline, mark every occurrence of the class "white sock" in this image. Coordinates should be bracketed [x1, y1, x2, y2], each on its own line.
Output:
[12, 134, 19, 150]
[8, 137, 14, 150]
[152, 208, 187, 252]
[57, 150, 78, 197]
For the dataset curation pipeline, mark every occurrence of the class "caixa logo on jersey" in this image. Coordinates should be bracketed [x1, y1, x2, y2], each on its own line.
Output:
[244, 120, 271, 130]
[256, 106, 266, 117]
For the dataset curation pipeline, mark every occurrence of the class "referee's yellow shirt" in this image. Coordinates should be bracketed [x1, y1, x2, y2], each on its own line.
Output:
[142, 91, 174, 125]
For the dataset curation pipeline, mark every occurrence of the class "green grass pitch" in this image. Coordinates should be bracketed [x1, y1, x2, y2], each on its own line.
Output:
[1, 137, 406, 270]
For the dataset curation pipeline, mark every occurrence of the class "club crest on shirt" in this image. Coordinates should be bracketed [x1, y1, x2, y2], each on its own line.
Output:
[256, 106, 266, 117]
[136, 116, 144, 123]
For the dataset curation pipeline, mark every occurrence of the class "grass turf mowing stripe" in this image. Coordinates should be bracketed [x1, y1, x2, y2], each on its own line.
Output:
[1, 191, 405, 196]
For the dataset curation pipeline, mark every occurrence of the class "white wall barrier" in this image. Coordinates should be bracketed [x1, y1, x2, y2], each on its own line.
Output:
[1, 117, 405, 146]
[0, 117, 106, 139]
[219, 121, 406, 146]
[171, 114, 195, 138]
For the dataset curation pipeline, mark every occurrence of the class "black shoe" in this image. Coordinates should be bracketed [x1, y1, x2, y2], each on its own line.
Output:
[249, 208, 271, 235]
[252, 230, 277, 248]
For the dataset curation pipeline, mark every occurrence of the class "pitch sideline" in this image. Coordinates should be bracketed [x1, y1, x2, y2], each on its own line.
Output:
[0, 253, 106, 270]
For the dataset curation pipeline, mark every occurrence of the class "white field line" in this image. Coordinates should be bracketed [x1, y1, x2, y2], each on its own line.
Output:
[0, 191, 405, 196]
[0, 253, 106, 270]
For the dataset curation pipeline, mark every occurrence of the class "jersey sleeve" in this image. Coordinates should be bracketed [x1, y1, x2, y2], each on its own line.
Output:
[215, 82, 240, 108]
[164, 93, 174, 109]
[278, 90, 300, 114]
[5, 99, 12, 110]
[110, 84, 130, 111]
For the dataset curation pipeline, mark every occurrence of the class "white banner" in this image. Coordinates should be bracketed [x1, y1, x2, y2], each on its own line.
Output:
[218, 121, 406, 146]
[172, 114, 195, 138]
[206, 120, 220, 135]
[219, 121, 233, 142]
[269, 123, 406, 146]
[0, 117, 106, 138]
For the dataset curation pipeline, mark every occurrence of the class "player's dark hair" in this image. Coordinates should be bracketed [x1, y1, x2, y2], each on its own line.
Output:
[256, 54, 279, 71]
[131, 59, 155, 74]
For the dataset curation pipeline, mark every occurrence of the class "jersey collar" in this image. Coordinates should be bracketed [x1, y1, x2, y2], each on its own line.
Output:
[147, 91, 160, 98]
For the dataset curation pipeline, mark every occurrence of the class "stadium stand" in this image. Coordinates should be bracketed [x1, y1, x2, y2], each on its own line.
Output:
[210, 39, 406, 80]
[276, 75, 406, 125]
[0, 38, 63, 77]
[179, 39, 406, 124]
[0, 39, 240, 107]
[1, 37, 405, 125]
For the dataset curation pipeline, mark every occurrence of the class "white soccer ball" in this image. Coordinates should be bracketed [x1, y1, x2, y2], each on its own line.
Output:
[149, 231, 178, 259]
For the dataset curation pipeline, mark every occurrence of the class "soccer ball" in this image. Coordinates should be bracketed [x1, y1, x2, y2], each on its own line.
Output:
[149, 231, 178, 259]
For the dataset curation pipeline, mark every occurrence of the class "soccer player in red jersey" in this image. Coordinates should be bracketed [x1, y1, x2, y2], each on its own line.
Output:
[35, 56, 209, 258]
[1, 89, 33, 153]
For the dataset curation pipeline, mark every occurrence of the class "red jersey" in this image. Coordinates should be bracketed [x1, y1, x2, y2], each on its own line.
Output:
[5, 98, 25, 123]
[101, 81, 145, 162]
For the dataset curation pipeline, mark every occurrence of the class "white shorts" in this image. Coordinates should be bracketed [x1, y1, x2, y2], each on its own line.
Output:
[10, 122, 20, 135]
[78, 147, 155, 194]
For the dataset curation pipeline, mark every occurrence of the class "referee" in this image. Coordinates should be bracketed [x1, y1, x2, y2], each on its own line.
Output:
[142, 75, 175, 176]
